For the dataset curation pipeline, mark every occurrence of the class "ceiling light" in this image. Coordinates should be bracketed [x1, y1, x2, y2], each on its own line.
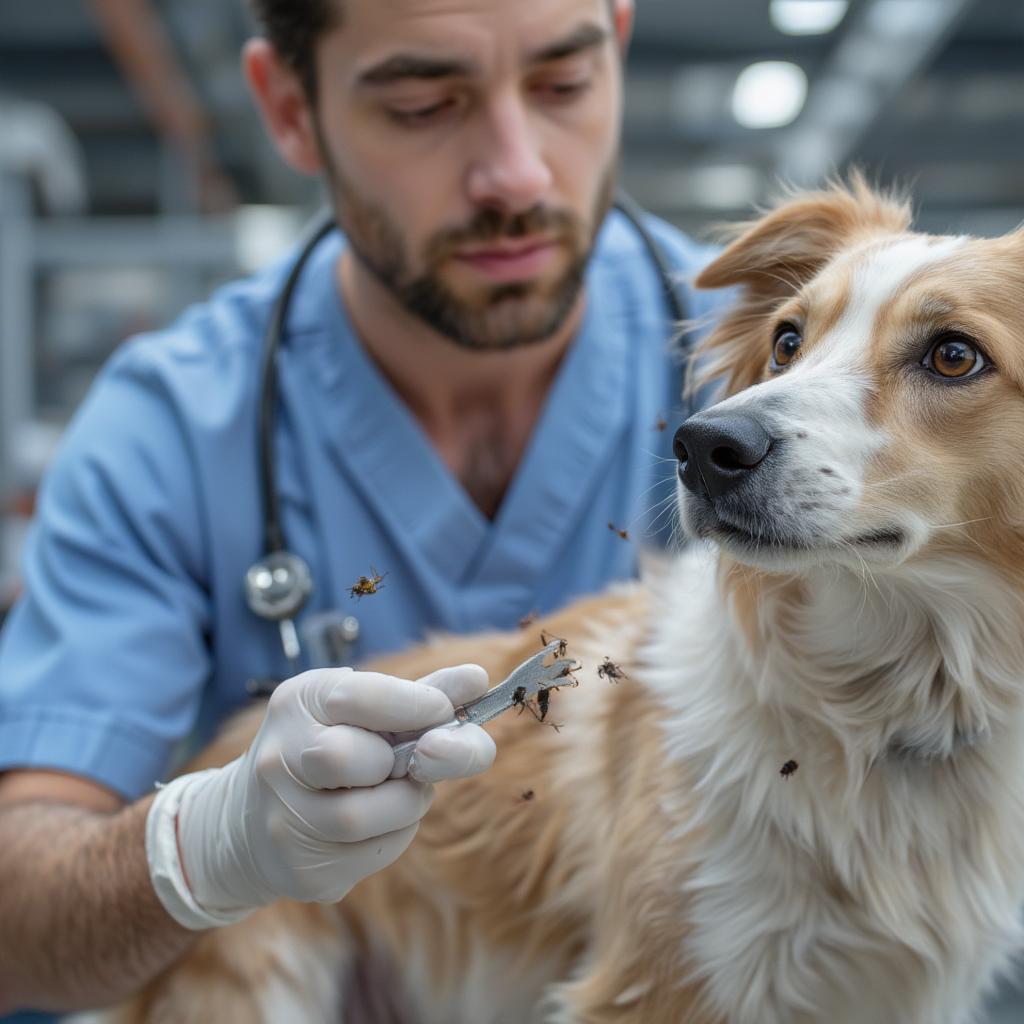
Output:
[771, 1, 849, 35]
[731, 62, 809, 129]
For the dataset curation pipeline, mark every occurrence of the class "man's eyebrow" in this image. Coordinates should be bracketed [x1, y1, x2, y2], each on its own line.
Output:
[526, 22, 609, 65]
[356, 23, 610, 88]
[357, 54, 478, 88]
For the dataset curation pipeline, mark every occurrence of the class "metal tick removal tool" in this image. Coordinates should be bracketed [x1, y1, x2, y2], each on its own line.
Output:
[389, 639, 578, 777]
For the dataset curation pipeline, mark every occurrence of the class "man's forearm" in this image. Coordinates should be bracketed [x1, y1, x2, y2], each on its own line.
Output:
[0, 795, 198, 1013]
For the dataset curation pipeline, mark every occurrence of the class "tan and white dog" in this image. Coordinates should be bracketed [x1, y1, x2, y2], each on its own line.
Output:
[109, 178, 1024, 1023]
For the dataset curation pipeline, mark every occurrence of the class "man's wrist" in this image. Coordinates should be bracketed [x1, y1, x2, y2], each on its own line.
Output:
[146, 770, 252, 931]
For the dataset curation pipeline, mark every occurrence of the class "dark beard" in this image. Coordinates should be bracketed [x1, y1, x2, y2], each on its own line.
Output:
[315, 124, 617, 350]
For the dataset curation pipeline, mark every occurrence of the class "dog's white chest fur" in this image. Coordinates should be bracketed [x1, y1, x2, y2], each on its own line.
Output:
[644, 548, 1024, 1024]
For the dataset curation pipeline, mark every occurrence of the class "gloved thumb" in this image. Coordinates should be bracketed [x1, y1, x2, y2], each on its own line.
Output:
[416, 663, 489, 707]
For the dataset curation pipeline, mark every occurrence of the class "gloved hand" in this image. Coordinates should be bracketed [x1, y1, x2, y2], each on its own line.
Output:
[146, 664, 495, 929]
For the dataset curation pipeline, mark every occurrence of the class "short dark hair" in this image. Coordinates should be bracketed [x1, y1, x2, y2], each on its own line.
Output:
[249, 0, 619, 104]
[248, 0, 343, 102]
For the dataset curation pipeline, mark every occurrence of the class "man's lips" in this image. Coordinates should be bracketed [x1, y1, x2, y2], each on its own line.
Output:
[451, 237, 560, 281]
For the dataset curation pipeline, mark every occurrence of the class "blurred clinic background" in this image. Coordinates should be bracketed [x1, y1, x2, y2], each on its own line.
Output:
[2, 1, 1024, 1020]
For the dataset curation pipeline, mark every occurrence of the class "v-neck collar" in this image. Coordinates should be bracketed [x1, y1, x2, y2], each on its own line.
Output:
[285, 231, 631, 593]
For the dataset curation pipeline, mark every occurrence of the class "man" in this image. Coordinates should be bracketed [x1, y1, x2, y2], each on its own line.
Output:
[0, 0, 723, 1013]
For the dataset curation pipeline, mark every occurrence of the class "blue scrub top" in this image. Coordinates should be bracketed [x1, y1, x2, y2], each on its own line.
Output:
[0, 209, 724, 801]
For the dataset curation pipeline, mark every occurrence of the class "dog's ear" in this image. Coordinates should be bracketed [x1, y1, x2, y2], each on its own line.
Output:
[688, 173, 911, 398]
[694, 174, 910, 292]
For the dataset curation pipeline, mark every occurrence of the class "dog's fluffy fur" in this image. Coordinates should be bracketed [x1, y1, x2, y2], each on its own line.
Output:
[107, 178, 1024, 1023]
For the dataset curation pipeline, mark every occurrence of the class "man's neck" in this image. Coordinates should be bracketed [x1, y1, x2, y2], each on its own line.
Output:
[338, 250, 583, 428]
[337, 250, 585, 516]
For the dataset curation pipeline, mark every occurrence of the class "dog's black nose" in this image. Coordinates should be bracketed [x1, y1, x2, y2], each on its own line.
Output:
[673, 413, 772, 499]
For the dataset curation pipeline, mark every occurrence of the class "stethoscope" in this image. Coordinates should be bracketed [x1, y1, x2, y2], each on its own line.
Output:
[243, 193, 686, 685]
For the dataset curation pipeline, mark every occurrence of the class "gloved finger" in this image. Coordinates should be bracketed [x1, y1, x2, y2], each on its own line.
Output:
[296, 724, 397, 790]
[408, 722, 497, 783]
[417, 664, 490, 707]
[286, 777, 435, 844]
[302, 669, 454, 733]
[312, 823, 421, 904]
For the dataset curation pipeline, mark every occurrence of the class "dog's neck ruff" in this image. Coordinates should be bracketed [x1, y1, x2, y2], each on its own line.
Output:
[641, 547, 1024, 1024]
[885, 727, 978, 762]
[720, 553, 1024, 770]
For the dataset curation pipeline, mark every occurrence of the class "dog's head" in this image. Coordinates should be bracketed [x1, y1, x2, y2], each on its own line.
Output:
[675, 175, 1024, 574]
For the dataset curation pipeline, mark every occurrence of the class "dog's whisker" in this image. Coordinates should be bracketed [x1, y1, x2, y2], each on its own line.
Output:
[838, 537, 886, 608]
[640, 490, 676, 518]
[647, 502, 682, 536]
[929, 516, 993, 530]
[632, 492, 674, 522]
[638, 497, 677, 526]
[633, 470, 679, 505]
[667, 512, 687, 551]
[639, 448, 680, 467]
[628, 483, 683, 538]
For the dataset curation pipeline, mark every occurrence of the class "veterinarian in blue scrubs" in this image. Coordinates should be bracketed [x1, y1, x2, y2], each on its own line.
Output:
[0, 216, 717, 801]
[0, 0, 725, 1016]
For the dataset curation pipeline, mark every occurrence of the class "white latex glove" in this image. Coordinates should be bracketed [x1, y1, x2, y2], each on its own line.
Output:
[146, 664, 495, 929]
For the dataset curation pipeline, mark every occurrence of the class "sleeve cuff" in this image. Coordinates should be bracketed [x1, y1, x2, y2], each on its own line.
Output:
[146, 770, 251, 930]
[0, 708, 176, 801]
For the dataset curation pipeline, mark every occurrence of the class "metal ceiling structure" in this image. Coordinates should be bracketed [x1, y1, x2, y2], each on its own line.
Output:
[622, 0, 1024, 235]
[1, 0, 1023, 235]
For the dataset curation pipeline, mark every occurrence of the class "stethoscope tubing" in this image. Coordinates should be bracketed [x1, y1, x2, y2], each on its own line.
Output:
[257, 215, 337, 556]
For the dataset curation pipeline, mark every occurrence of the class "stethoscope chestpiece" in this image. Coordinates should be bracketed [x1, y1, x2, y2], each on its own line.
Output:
[244, 550, 313, 669]
[244, 550, 313, 621]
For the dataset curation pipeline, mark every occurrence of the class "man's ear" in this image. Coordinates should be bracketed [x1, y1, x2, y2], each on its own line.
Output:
[688, 174, 912, 398]
[242, 38, 323, 176]
[612, 0, 635, 54]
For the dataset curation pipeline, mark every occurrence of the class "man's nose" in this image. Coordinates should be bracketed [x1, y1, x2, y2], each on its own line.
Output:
[465, 94, 552, 213]
[673, 413, 772, 499]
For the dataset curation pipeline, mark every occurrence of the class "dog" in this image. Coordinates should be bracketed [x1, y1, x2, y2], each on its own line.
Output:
[105, 177, 1024, 1023]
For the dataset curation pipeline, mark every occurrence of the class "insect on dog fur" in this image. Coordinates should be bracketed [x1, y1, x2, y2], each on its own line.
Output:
[597, 658, 626, 683]
[512, 681, 565, 730]
[540, 631, 568, 659]
[537, 687, 550, 721]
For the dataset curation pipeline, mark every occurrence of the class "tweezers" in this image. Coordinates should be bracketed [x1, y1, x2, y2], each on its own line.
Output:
[390, 639, 578, 777]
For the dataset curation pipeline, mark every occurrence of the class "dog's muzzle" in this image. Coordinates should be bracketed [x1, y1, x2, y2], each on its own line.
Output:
[673, 413, 773, 499]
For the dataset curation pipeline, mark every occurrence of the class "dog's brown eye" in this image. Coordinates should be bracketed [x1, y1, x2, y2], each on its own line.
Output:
[771, 325, 802, 371]
[924, 335, 986, 379]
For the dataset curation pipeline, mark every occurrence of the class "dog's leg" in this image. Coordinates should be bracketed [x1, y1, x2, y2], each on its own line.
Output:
[541, 959, 722, 1024]
[100, 901, 347, 1024]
